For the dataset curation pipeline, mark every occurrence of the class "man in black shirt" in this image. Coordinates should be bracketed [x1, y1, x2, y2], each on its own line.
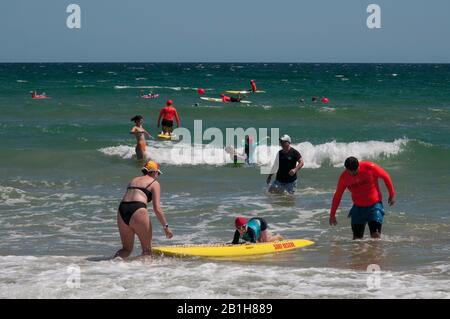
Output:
[266, 134, 304, 194]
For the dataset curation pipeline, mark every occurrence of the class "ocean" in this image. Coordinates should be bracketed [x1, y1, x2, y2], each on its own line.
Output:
[0, 63, 449, 298]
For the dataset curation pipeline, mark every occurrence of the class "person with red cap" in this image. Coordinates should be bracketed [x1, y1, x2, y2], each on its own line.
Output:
[157, 99, 180, 135]
[232, 216, 283, 244]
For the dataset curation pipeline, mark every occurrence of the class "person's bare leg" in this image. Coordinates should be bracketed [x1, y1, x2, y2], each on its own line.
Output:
[370, 231, 381, 239]
[129, 209, 152, 256]
[135, 145, 144, 160]
[259, 230, 283, 242]
[115, 212, 135, 258]
[268, 184, 283, 194]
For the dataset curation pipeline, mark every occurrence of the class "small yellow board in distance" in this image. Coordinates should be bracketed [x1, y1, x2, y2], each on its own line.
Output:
[157, 133, 176, 140]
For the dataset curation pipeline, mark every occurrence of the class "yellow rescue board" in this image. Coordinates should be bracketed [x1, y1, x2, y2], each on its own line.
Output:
[153, 239, 314, 257]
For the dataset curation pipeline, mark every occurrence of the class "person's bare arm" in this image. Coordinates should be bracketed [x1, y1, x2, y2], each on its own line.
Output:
[151, 182, 173, 238]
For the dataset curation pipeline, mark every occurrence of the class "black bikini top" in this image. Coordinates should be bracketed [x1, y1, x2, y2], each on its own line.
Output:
[127, 180, 157, 203]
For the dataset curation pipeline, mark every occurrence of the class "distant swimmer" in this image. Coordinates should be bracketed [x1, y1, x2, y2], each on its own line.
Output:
[130, 115, 153, 161]
[312, 96, 318, 103]
[232, 216, 283, 244]
[266, 134, 304, 194]
[220, 93, 242, 103]
[329, 156, 396, 240]
[299, 98, 305, 104]
[30, 90, 50, 99]
[157, 99, 180, 135]
[115, 160, 173, 259]
[249, 80, 257, 93]
[140, 90, 159, 99]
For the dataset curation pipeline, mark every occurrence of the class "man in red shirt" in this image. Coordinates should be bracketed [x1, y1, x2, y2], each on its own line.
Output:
[157, 100, 180, 135]
[329, 156, 395, 239]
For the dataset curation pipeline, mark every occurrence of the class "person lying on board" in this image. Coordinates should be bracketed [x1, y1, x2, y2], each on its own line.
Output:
[231, 217, 283, 244]
[220, 93, 243, 103]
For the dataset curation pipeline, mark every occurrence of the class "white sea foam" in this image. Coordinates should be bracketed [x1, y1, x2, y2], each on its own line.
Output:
[0, 256, 448, 299]
[114, 85, 189, 91]
[99, 139, 409, 168]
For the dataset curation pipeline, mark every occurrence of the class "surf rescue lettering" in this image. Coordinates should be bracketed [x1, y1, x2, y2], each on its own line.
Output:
[273, 241, 295, 250]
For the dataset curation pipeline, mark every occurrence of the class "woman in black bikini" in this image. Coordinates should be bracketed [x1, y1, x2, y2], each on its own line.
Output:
[114, 160, 173, 258]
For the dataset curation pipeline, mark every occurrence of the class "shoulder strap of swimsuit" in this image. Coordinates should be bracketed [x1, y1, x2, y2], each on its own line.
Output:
[144, 179, 158, 189]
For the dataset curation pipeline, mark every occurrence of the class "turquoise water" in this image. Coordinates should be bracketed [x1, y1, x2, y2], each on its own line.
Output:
[0, 63, 449, 298]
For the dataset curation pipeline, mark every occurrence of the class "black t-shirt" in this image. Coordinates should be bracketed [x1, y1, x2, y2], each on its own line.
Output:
[276, 148, 302, 183]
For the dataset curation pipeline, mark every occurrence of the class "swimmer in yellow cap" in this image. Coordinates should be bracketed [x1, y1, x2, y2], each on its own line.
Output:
[115, 160, 173, 258]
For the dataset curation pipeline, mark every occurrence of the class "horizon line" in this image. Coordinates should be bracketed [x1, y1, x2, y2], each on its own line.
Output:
[1, 61, 450, 65]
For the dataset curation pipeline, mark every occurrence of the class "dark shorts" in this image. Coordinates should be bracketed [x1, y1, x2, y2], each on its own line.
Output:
[162, 119, 173, 128]
[349, 202, 384, 238]
[348, 202, 384, 224]
[230, 97, 241, 102]
[352, 222, 383, 239]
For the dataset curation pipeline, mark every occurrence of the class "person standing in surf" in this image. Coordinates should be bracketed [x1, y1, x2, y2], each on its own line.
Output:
[130, 115, 153, 160]
[157, 99, 180, 135]
[232, 217, 283, 244]
[329, 156, 396, 240]
[249, 80, 257, 93]
[266, 134, 304, 194]
[115, 160, 173, 258]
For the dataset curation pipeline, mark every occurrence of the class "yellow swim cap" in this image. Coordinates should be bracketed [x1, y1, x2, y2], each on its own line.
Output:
[142, 160, 163, 175]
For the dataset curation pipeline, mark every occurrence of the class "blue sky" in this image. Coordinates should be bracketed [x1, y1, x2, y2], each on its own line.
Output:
[1, 0, 450, 62]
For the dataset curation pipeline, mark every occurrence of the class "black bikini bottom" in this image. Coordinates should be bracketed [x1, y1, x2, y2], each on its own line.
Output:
[119, 201, 147, 225]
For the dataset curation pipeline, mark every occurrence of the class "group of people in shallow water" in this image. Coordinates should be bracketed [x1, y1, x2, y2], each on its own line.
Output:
[130, 99, 180, 160]
[116, 79, 395, 258]
[115, 132, 396, 258]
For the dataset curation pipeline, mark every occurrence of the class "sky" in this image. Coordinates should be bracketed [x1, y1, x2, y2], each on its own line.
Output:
[1, 0, 450, 63]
